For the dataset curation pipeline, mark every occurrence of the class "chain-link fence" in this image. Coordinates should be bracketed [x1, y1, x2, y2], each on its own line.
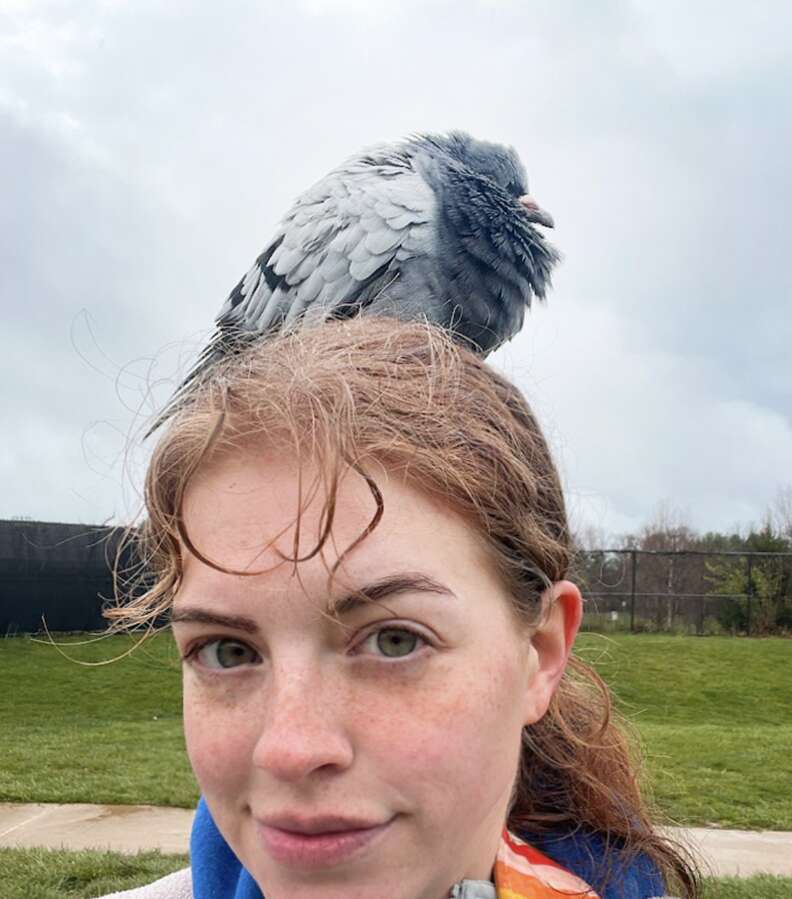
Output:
[572, 549, 792, 635]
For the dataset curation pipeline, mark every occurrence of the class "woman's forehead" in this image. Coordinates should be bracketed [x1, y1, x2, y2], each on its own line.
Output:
[184, 452, 381, 545]
[177, 451, 498, 604]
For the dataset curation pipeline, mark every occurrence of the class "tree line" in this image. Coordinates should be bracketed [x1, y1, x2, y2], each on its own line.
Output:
[570, 490, 792, 635]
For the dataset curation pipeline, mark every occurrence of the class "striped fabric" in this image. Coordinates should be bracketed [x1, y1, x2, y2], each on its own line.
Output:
[495, 829, 600, 898]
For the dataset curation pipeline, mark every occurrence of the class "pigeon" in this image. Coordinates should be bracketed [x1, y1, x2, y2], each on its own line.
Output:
[152, 131, 559, 431]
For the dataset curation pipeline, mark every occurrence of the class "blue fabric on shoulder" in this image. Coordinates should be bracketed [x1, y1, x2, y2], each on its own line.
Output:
[190, 798, 261, 899]
[524, 829, 666, 899]
[190, 797, 666, 899]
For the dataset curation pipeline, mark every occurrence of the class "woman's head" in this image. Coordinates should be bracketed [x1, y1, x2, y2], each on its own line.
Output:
[111, 317, 698, 897]
[141, 316, 572, 627]
[172, 446, 579, 899]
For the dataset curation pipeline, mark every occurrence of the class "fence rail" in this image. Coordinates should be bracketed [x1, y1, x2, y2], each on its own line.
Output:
[574, 548, 792, 635]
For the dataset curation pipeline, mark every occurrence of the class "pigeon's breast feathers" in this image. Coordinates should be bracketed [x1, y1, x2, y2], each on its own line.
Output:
[404, 131, 560, 352]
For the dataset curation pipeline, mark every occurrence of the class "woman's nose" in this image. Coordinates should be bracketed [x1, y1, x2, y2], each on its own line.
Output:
[251, 668, 354, 783]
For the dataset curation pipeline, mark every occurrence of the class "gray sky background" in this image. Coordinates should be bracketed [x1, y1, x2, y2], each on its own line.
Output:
[2, 0, 790, 540]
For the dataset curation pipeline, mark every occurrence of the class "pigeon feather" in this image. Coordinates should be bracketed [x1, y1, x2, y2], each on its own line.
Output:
[150, 131, 560, 434]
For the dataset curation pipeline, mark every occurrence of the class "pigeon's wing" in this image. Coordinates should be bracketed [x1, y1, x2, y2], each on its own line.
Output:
[145, 155, 436, 436]
[215, 156, 436, 342]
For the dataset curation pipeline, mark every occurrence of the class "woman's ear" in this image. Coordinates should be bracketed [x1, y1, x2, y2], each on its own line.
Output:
[522, 580, 583, 726]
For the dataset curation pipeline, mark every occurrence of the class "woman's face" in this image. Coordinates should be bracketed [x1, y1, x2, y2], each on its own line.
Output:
[172, 450, 570, 899]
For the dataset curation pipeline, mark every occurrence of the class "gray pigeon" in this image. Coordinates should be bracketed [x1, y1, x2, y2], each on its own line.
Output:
[155, 131, 559, 430]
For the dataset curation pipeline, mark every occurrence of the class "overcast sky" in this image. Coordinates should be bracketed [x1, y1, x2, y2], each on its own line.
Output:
[2, 0, 790, 540]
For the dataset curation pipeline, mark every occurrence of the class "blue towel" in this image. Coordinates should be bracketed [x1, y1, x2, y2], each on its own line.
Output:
[190, 798, 260, 899]
[526, 828, 666, 899]
[190, 796, 665, 898]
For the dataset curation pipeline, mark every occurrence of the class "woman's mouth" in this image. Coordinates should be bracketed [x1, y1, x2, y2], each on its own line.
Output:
[255, 816, 394, 868]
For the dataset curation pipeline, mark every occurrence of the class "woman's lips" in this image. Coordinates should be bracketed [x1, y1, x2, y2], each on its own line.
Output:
[255, 817, 393, 868]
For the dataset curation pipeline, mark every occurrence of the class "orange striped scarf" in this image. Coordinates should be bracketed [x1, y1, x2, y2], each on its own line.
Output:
[494, 829, 601, 898]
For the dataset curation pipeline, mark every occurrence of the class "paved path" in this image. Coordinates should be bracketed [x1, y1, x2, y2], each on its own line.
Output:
[0, 804, 191, 856]
[1, 803, 791, 878]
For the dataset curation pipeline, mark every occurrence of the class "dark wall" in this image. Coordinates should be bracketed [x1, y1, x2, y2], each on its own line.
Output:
[0, 520, 126, 634]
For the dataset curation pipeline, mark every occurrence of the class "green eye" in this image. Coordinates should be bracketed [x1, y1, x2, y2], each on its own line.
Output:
[197, 639, 258, 669]
[375, 628, 420, 658]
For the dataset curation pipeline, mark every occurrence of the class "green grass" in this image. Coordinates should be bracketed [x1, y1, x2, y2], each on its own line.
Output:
[0, 847, 788, 898]
[0, 633, 198, 808]
[0, 847, 187, 898]
[575, 634, 792, 830]
[2, 632, 791, 828]
[700, 876, 792, 898]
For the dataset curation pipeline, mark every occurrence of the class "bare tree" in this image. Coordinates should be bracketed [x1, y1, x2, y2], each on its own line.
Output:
[768, 486, 792, 541]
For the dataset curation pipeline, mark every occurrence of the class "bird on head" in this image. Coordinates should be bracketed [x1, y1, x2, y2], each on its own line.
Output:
[149, 130, 560, 434]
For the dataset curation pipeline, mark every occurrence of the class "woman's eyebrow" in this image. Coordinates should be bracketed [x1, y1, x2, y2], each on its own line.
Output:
[331, 572, 456, 616]
[169, 574, 455, 631]
[170, 608, 260, 633]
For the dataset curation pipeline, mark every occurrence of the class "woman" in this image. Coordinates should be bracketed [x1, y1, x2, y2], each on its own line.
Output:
[105, 318, 697, 898]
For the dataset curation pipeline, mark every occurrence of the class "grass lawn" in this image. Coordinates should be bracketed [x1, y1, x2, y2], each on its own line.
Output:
[0, 847, 187, 899]
[575, 634, 792, 830]
[1, 632, 790, 828]
[1, 847, 790, 898]
[0, 633, 197, 808]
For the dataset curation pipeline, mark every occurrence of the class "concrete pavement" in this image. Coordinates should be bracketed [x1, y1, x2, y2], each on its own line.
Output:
[1, 803, 790, 878]
[0, 803, 191, 856]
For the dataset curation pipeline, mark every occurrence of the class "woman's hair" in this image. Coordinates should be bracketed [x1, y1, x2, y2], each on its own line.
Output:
[109, 317, 699, 898]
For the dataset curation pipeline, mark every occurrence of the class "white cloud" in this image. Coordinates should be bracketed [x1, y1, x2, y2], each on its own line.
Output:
[2, 0, 790, 538]
[631, 0, 790, 83]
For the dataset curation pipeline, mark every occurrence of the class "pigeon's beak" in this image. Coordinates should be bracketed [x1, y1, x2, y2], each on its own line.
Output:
[518, 195, 555, 228]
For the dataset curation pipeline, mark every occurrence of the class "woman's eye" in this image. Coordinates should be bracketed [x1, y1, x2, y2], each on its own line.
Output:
[194, 639, 258, 670]
[361, 627, 423, 659]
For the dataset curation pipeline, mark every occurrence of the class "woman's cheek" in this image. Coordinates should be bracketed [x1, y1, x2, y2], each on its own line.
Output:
[384, 656, 523, 786]
[183, 678, 258, 792]
[355, 664, 485, 777]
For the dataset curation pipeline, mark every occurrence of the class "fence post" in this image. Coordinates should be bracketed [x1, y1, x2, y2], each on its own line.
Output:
[630, 550, 637, 633]
[746, 554, 754, 636]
